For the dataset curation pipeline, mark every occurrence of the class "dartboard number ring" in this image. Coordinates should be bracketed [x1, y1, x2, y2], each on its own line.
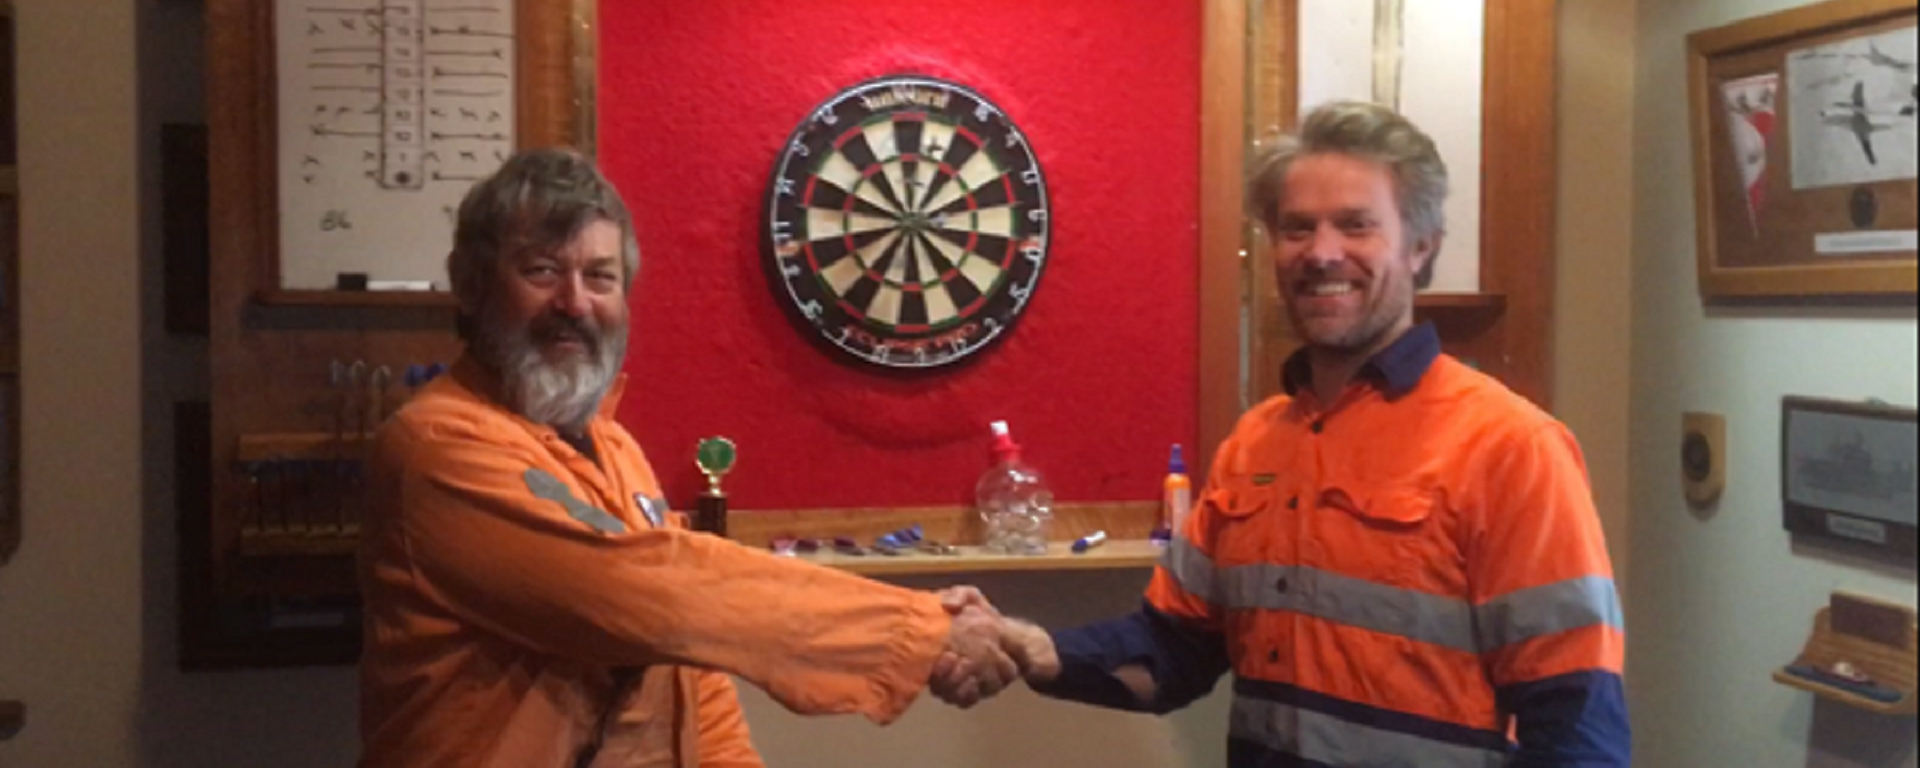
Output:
[764, 76, 1050, 369]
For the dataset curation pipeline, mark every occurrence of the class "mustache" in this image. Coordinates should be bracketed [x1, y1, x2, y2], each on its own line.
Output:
[1294, 262, 1359, 280]
[529, 312, 600, 351]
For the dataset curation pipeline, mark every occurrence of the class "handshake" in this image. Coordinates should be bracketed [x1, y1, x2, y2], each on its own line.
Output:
[927, 586, 1060, 709]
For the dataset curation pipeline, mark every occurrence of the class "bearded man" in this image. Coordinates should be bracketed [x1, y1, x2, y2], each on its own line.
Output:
[356, 148, 1014, 768]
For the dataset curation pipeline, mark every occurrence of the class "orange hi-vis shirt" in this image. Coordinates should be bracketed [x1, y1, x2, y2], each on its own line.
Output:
[358, 356, 951, 768]
[1143, 337, 1626, 766]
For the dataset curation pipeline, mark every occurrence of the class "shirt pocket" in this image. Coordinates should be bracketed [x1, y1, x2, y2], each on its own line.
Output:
[1313, 485, 1438, 590]
[1197, 475, 1280, 567]
[1201, 478, 1275, 520]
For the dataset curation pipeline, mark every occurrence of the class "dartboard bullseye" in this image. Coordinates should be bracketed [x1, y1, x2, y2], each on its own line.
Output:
[763, 76, 1050, 369]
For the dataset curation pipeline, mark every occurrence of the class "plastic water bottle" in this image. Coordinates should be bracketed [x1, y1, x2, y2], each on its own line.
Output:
[976, 420, 1054, 555]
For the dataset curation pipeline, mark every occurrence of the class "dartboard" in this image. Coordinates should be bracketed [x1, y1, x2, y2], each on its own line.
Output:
[763, 76, 1050, 369]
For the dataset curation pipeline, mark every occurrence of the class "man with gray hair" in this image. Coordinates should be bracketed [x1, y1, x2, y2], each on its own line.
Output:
[962, 102, 1630, 766]
[357, 148, 1015, 768]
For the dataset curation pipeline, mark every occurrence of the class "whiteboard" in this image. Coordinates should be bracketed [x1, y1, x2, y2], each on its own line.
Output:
[276, 0, 517, 291]
[1298, 0, 1484, 294]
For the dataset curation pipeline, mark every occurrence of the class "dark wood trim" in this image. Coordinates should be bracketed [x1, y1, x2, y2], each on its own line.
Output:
[0, 5, 16, 567]
[517, 0, 576, 150]
[1197, 0, 1253, 481]
[1482, 0, 1558, 409]
[161, 124, 210, 335]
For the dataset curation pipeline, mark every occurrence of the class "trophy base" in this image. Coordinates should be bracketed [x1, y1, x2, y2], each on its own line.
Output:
[695, 493, 728, 538]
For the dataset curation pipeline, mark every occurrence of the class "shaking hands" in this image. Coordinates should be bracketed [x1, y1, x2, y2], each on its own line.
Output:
[926, 586, 1060, 709]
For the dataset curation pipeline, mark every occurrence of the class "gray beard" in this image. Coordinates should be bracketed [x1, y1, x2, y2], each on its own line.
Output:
[473, 311, 627, 433]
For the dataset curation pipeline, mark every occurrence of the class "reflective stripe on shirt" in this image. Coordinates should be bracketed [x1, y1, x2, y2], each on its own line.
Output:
[1163, 538, 1623, 655]
[1229, 688, 1511, 768]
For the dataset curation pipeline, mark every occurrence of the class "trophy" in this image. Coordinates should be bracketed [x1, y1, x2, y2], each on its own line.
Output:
[694, 437, 736, 537]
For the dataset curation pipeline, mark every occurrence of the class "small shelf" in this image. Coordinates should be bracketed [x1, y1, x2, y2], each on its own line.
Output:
[1773, 668, 1916, 715]
[235, 432, 374, 464]
[253, 289, 457, 309]
[1773, 593, 1917, 715]
[1415, 292, 1508, 310]
[783, 539, 1164, 576]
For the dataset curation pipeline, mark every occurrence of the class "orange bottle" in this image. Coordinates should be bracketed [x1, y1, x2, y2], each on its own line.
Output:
[1154, 444, 1190, 544]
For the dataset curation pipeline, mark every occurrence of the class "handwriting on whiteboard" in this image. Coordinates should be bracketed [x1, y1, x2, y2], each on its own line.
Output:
[277, 0, 516, 290]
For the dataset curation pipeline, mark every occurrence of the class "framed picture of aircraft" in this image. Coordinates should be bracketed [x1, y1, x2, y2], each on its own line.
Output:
[1687, 0, 1917, 299]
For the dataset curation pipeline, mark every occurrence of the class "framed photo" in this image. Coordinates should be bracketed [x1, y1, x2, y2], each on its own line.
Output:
[1687, 0, 1918, 299]
[1781, 396, 1917, 560]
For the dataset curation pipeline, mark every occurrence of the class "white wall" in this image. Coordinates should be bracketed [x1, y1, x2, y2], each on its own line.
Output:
[1629, 1, 1919, 767]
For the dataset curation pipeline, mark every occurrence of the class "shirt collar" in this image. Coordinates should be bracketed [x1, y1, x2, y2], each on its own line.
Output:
[598, 371, 629, 417]
[1281, 321, 1441, 401]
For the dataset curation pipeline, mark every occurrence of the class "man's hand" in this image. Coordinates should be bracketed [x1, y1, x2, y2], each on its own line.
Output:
[998, 618, 1062, 684]
[937, 585, 998, 617]
[929, 605, 1017, 709]
[1001, 618, 1154, 706]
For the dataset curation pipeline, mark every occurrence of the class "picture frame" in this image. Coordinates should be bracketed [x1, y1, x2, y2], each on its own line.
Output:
[1781, 396, 1917, 561]
[1686, 0, 1918, 300]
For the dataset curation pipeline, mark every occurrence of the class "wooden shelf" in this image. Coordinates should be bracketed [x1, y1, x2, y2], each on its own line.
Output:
[728, 501, 1159, 550]
[235, 432, 373, 464]
[1773, 593, 1917, 715]
[783, 539, 1163, 576]
[238, 530, 359, 559]
[252, 289, 457, 309]
[1773, 669, 1916, 715]
[1415, 292, 1508, 310]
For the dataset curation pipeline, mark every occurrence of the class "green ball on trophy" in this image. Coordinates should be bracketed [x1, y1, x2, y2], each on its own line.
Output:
[696, 437, 736, 494]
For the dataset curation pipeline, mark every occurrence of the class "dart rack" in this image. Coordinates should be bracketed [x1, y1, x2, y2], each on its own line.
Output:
[185, 0, 597, 669]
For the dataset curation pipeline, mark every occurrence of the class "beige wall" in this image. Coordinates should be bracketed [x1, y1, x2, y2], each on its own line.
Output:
[1554, 0, 1638, 598]
[3, 0, 151, 764]
[1, 1, 364, 767]
[1627, 0, 1918, 767]
[738, 571, 1231, 768]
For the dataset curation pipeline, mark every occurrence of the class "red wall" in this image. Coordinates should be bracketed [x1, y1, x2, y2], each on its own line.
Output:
[601, 1, 1201, 510]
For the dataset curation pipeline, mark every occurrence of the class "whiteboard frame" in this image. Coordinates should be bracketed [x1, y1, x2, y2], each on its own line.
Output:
[211, 0, 598, 308]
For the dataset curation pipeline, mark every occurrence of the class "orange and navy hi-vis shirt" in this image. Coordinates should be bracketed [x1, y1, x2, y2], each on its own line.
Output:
[357, 355, 951, 768]
[1034, 324, 1629, 767]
